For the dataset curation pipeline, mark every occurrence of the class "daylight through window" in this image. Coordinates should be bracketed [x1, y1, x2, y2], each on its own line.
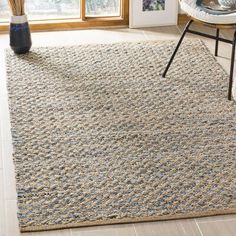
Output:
[0, 0, 120, 21]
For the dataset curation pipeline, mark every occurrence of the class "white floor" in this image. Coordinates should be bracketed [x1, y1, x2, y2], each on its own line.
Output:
[0, 24, 236, 236]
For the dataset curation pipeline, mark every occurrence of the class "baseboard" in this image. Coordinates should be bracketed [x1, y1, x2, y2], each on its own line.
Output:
[178, 14, 190, 25]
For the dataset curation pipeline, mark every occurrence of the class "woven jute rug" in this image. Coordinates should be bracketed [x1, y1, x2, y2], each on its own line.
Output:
[6, 40, 236, 232]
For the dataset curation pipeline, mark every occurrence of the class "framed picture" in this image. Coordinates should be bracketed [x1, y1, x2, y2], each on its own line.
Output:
[129, 0, 178, 28]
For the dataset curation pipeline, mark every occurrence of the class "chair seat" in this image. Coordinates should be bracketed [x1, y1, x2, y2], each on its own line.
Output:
[181, 0, 236, 25]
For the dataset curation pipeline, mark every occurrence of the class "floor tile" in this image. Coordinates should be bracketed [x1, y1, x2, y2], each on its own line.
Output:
[2, 139, 17, 201]
[5, 200, 20, 236]
[0, 170, 7, 236]
[220, 29, 235, 41]
[142, 26, 181, 40]
[0, 69, 17, 201]
[0, 131, 2, 169]
[196, 214, 236, 223]
[71, 224, 136, 236]
[197, 219, 236, 236]
[31, 28, 146, 47]
[134, 219, 202, 236]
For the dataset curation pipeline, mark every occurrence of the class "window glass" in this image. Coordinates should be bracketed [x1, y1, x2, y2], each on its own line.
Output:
[86, 0, 120, 17]
[0, 0, 81, 21]
[0, 0, 9, 21]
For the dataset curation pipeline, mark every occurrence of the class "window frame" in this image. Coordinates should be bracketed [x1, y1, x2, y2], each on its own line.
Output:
[0, 0, 129, 32]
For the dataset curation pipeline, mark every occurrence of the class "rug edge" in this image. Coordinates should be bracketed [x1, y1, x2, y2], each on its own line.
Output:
[20, 208, 236, 233]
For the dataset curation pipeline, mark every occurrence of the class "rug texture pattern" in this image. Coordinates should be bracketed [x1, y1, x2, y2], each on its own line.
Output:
[6, 40, 236, 232]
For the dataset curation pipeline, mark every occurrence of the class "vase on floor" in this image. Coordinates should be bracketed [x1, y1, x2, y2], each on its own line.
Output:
[10, 14, 32, 54]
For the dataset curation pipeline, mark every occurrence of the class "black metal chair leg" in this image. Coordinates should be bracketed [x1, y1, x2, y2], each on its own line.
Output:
[162, 20, 193, 78]
[228, 30, 236, 101]
[215, 28, 219, 57]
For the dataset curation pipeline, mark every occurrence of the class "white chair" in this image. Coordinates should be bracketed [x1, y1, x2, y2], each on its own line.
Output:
[162, 0, 236, 100]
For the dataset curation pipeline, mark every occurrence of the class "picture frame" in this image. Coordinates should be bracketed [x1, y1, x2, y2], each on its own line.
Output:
[129, 0, 178, 28]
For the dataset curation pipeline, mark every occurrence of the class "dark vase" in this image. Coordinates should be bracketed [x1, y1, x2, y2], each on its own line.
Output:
[10, 15, 32, 54]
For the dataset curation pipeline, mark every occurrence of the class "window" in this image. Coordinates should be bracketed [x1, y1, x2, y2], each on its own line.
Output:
[0, 0, 128, 31]
[0, 0, 8, 21]
[25, 0, 81, 20]
[0, 0, 126, 23]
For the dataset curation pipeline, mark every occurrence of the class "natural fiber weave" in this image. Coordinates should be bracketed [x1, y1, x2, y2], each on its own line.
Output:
[6, 40, 236, 232]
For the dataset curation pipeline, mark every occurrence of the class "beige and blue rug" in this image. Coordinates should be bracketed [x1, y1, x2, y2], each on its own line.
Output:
[6, 40, 236, 232]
